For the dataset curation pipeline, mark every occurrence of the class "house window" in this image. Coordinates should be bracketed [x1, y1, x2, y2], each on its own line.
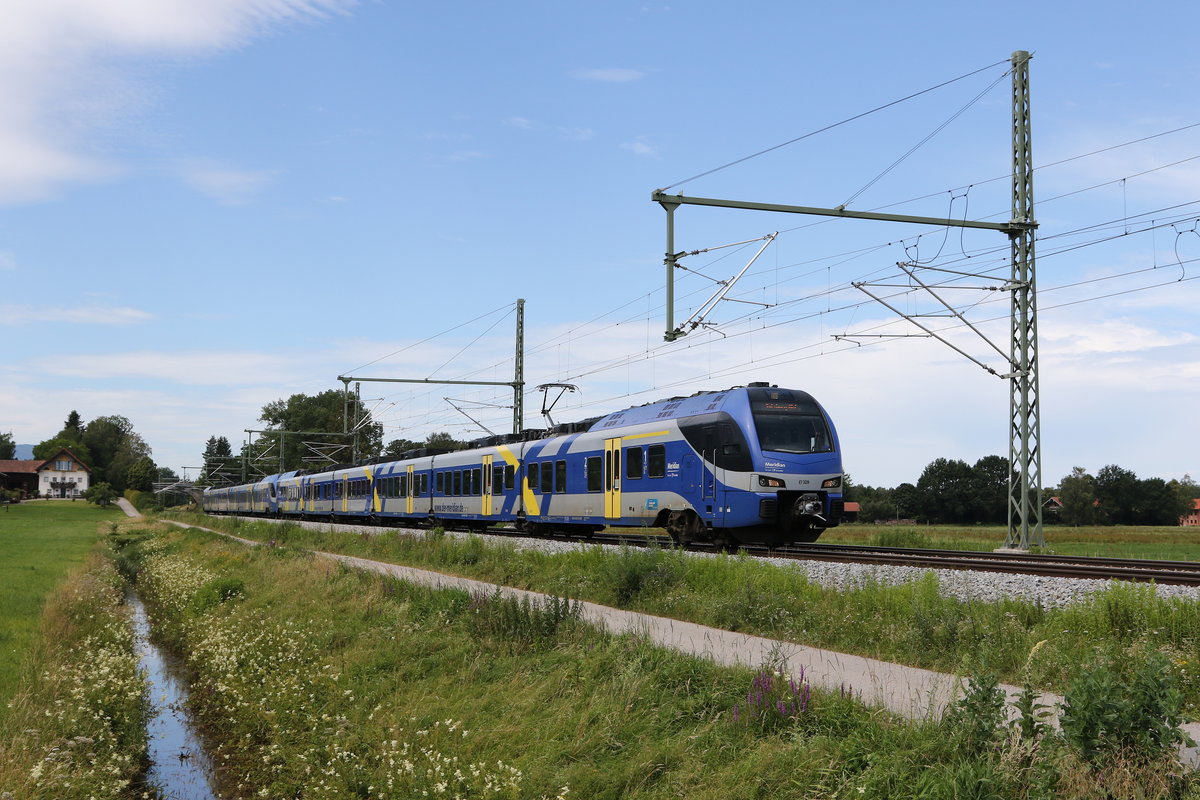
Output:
[56, 460, 71, 470]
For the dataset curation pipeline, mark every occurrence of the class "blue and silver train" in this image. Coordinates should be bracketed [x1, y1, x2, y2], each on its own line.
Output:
[202, 383, 852, 547]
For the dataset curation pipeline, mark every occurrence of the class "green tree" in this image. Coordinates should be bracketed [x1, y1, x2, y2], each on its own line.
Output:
[59, 411, 84, 443]
[124, 456, 158, 492]
[157, 466, 180, 483]
[423, 431, 467, 452]
[971, 455, 1011, 525]
[0, 431, 15, 460]
[1094, 464, 1139, 525]
[892, 482, 919, 519]
[1133, 477, 1192, 526]
[201, 436, 237, 485]
[258, 389, 382, 471]
[382, 438, 424, 459]
[1058, 466, 1098, 526]
[32, 437, 93, 465]
[79, 415, 151, 492]
[83, 482, 117, 507]
[915, 458, 976, 523]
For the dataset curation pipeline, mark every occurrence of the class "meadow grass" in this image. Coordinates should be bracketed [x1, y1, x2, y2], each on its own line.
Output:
[169, 513, 1200, 716]
[126, 522, 1200, 799]
[0, 549, 149, 799]
[0, 500, 122, 710]
[824, 522, 1200, 560]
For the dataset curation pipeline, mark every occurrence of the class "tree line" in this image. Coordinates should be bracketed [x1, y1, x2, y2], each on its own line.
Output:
[199, 389, 466, 484]
[2, 411, 172, 497]
[847, 457, 1197, 527]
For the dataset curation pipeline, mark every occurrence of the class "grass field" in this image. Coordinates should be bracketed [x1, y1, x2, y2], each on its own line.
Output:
[822, 522, 1200, 560]
[0, 500, 121, 711]
[122, 522, 1198, 799]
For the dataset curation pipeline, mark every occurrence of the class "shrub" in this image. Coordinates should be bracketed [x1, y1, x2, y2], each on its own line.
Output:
[467, 591, 581, 650]
[942, 672, 1006, 756]
[1059, 651, 1193, 762]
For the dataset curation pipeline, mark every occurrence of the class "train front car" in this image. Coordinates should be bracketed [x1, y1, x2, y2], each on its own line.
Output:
[645, 384, 845, 548]
[728, 385, 845, 545]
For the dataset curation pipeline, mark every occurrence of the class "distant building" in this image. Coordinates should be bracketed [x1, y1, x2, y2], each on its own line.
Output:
[1183, 499, 1200, 528]
[0, 448, 91, 498]
[0, 459, 40, 496]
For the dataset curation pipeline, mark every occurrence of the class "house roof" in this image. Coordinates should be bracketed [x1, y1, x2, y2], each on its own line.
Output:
[37, 448, 91, 473]
[0, 459, 41, 475]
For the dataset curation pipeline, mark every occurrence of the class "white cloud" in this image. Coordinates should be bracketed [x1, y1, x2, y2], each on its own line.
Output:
[447, 150, 487, 163]
[43, 349, 309, 386]
[175, 158, 281, 204]
[1041, 318, 1196, 356]
[559, 126, 594, 142]
[621, 138, 658, 157]
[0, 0, 354, 207]
[0, 304, 153, 325]
[571, 68, 644, 83]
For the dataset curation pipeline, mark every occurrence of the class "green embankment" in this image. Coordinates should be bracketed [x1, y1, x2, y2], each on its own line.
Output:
[0, 500, 121, 710]
[124, 522, 1197, 799]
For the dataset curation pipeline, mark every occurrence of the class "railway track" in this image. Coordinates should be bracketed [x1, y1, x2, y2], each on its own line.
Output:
[213, 514, 1200, 587]
[761, 543, 1200, 587]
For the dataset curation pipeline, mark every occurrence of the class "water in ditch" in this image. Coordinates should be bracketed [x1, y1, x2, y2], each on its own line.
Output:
[129, 593, 221, 800]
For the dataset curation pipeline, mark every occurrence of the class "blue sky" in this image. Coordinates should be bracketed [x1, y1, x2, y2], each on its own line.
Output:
[2, 0, 1198, 489]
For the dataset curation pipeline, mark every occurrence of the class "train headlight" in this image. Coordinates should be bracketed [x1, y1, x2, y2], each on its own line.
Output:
[822, 476, 842, 488]
[758, 475, 786, 489]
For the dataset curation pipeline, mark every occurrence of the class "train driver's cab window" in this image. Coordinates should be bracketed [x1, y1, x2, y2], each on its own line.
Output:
[648, 444, 666, 478]
[626, 446, 643, 480]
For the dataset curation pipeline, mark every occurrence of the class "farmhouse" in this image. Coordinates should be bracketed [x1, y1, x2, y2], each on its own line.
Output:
[1183, 499, 1200, 528]
[0, 448, 91, 498]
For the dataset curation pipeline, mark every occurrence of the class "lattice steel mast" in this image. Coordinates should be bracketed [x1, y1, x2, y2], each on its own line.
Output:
[653, 51, 1043, 549]
[1006, 50, 1043, 548]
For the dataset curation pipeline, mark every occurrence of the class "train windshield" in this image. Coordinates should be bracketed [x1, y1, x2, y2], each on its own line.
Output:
[751, 396, 833, 455]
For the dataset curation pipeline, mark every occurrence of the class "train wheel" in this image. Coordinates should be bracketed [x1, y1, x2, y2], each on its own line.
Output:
[665, 510, 702, 547]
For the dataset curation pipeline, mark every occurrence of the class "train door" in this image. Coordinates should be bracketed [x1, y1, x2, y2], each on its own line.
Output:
[406, 465, 415, 515]
[481, 455, 494, 517]
[604, 437, 622, 520]
[696, 423, 726, 522]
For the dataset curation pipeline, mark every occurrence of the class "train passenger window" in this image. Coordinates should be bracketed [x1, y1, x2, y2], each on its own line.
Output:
[648, 445, 666, 478]
[626, 447, 643, 480]
[473, 468, 482, 496]
[585, 457, 602, 492]
[420, 474, 428, 495]
[541, 463, 553, 494]
[436, 472, 444, 494]
[492, 466, 503, 495]
[528, 463, 540, 493]
[555, 460, 567, 493]
[399, 475, 408, 497]
[504, 464, 515, 490]
[453, 471, 462, 496]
